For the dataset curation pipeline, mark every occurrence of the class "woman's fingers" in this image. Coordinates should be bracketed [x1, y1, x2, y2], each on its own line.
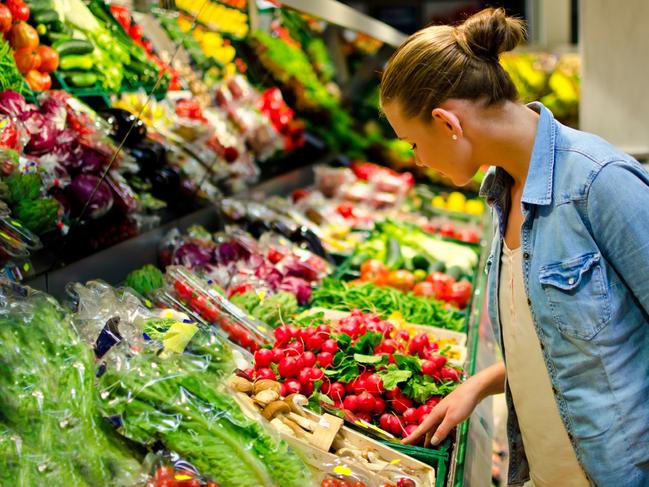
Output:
[402, 402, 447, 445]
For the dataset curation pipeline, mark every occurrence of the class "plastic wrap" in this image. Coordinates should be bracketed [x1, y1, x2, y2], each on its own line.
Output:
[97, 326, 311, 487]
[0, 281, 142, 486]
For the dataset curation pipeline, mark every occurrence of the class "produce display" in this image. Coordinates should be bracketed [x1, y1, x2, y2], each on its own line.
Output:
[0, 3, 497, 485]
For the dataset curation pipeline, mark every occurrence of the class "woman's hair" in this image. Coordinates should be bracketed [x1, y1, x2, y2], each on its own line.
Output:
[380, 8, 526, 119]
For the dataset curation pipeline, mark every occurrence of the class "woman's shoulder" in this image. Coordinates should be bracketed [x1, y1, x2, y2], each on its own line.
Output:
[552, 122, 644, 201]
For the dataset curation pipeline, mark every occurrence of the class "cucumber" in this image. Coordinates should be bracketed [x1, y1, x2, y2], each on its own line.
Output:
[429, 261, 446, 273]
[44, 32, 71, 44]
[64, 71, 98, 87]
[53, 39, 94, 56]
[446, 265, 464, 281]
[25, 0, 55, 10]
[31, 9, 59, 25]
[411, 254, 431, 271]
[385, 237, 404, 270]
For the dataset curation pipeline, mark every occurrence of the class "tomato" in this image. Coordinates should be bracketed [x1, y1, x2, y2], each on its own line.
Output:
[456, 229, 480, 243]
[343, 394, 359, 412]
[356, 391, 375, 412]
[25, 70, 50, 91]
[336, 202, 355, 218]
[129, 24, 144, 41]
[302, 350, 317, 368]
[110, 5, 132, 30]
[328, 382, 345, 401]
[227, 283, 252, 297]
[387, 270, 415, 292]
[291, 188, 308, 202]
[425, 272, 455, 300]
[155, 466, 174, 481]
[317, 351, 333, 368]
[448, 281, 472, 309]
[36, 45, 58, 73]
[278, 356, 300, 378]
[360, 259, 388, 282]
[439, 223, 456, 237]
[6, 0, 29, 22]
[412, 281, 436, 298]
[0, 5, 12, 33]
[321, 339, 338, 354]
[397, 479, 416, 487]
[13, 47, 40, 73]
[9, 22, 39, 50]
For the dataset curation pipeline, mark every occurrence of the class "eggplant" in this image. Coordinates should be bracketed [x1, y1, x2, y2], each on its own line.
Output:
[148, 166, 181, 199]
[128, 138, 167, 174]
[101, 108, 147, 146]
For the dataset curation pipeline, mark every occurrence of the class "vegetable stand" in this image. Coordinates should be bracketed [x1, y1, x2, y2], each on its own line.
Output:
[0, 0, 499, 485]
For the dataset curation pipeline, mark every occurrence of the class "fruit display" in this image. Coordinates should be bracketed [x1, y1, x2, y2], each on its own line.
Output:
[175, 0, 248, 39]
[501, 51, 580, 127]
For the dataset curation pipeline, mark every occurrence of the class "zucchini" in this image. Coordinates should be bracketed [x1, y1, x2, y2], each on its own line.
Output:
[64, 71, 98, 87]
[25, 0, 55, 10]
[31, 9, 59, 25]
[44, 32, 71, 44]
[53, 39, 94, 56]
[385, 237, 404, 270]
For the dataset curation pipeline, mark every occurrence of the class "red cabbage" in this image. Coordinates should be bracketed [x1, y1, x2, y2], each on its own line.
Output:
[216, 241, 240, 264]
[68, 174, 114, 219]
[282, 257, 319, 282]
[279, 276, 312, 305]
[173, 242, 214, 267]
[20, 112, 58, 155]
[0, 91, 34, 118]
[39, 96, 67, 130]
[255, 262, 283, 290]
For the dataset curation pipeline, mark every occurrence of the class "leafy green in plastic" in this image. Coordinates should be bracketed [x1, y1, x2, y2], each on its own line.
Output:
[124, 264, 164, 297]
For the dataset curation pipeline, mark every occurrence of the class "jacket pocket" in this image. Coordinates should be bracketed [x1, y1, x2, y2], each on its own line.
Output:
[538, 252, 611, 339]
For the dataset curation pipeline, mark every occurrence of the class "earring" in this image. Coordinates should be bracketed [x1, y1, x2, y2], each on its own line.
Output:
[452, 134, 458, 141]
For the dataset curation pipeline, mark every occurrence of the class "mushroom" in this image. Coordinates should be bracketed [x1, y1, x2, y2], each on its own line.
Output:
[262, 400, 291, 420]
[284, 394, 308, 415]
[254, 389, 280, 407]
[229, 376, 253, 394]
[253, 379, 281, 395]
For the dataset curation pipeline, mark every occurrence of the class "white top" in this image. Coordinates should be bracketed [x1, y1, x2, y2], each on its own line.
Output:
[499, 242, 589, 487]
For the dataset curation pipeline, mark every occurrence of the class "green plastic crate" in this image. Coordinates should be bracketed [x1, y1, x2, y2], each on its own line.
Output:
[381, 439, 452, 487]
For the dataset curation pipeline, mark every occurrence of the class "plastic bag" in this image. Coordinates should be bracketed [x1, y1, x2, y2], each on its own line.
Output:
[0, 281, 143, 487]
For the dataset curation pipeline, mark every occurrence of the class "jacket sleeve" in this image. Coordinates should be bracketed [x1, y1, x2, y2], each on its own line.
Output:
[587, 161, 649, 314]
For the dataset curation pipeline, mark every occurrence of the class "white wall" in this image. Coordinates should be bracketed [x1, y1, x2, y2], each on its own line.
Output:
[580, 0, 649, 156]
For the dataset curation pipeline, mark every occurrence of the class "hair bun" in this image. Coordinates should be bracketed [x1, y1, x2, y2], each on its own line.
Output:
[455, 7, 526, 61]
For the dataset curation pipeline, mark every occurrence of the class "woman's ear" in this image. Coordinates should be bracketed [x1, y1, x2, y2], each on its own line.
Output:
[431, 108, 463, 139]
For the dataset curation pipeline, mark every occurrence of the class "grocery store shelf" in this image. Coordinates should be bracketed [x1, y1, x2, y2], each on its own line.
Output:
[262, 0, 407, 47]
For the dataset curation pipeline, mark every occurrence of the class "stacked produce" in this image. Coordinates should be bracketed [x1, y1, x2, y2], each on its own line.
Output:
[1, 0, 59, 91]
[246, 309, 463, 443]
[175, 0, 248, 39]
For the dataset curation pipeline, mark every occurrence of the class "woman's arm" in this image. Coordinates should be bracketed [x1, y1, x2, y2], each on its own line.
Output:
[402, 361, 506, 445]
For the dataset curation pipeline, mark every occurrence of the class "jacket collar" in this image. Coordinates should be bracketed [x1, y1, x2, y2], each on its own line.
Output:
[480, 102, 557, 207]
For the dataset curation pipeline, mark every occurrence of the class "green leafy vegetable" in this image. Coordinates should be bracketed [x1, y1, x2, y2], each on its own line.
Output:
[378, 365, 413, 390]
[124, 264, 164, 297]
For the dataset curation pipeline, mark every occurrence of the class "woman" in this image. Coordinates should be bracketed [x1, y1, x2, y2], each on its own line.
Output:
[380, 7, 649, 487]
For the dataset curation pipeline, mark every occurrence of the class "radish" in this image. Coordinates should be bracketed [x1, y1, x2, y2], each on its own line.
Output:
[365, 374, 384, 395]
[329, 382, 346, 401]
[441, 367, 460, 381]
[389, 415, 404, 436]
[254, 349, 274, 368]
[421, 360, 437, 376]
[310, 368, 325, 381]
[392, 394, 413, 414]
[305, 334, 324, 351]
[343, 395, 359, 412]
[274, 326, 292, 346]
[284, 379, 301, 395]
[256, 368, 276, 380]
[317, 351, 333, 368]
[272, 347, 284, 363]
[243, 367, 255, 379]
[403, 424, 418, 437]
[298, 368, 313, 387]
[302, 351, 317, 368]
[373, 397, 386, 415]
[357, 392, 376, 413]
[278, 356, 300, 378]
[379, 413, 392, 431]
[356, 412, 372, 423]
[301, 381, 314, 396]
[385, 387, 400, 400]
[403, 407, 418, 425]
[320, 379, 331, 394]
[429, 355, 447, 370]
[285, 340, 304, 356]
[321, 339, 338, 354]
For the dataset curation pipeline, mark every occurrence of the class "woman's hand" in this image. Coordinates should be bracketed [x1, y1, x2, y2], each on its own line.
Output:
[403, 362, 506, 445]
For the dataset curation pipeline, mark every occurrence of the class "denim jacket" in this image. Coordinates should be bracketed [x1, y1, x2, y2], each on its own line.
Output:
[481, 102, 649, 486]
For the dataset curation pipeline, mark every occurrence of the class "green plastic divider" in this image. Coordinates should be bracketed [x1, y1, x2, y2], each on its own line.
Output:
[381, 439, 451, 487]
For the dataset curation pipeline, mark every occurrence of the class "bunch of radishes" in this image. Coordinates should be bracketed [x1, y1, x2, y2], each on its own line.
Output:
[246, 310, 463, 442]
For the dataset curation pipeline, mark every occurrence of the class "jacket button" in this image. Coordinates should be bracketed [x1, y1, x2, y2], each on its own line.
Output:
[523, 252, 530, 259]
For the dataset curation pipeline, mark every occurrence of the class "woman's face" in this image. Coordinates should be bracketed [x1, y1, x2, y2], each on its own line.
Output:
[382, 102, 480, 186]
